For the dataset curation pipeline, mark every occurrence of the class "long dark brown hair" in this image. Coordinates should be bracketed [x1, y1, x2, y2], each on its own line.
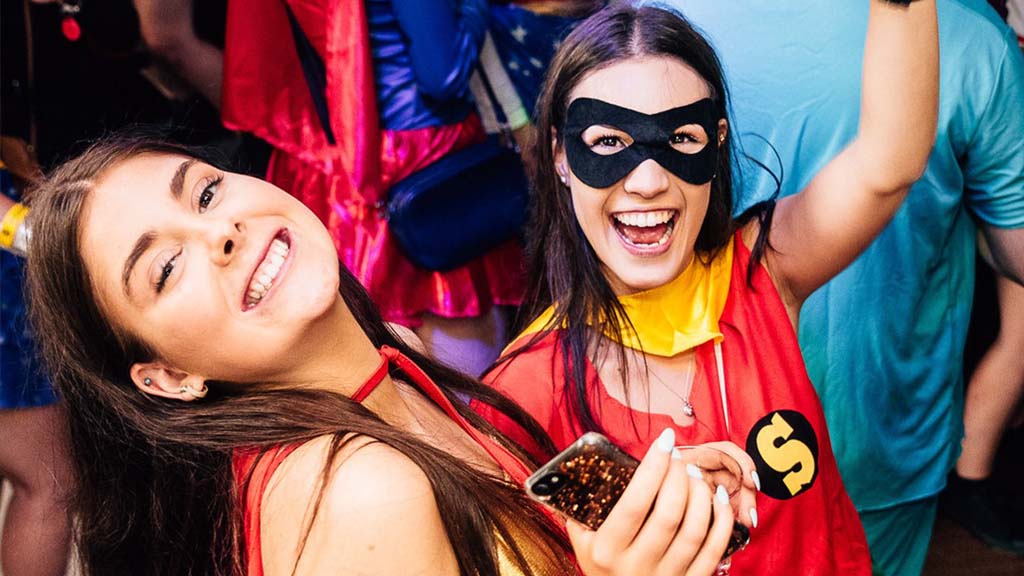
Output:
[25, 135, 572, 576]
[495, 4, 775, 436]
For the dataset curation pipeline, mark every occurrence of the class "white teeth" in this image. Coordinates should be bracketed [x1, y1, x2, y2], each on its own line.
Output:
[611, 210, 676, 249]
[614, 210, 674, 228]
[245, 237, 291, 308]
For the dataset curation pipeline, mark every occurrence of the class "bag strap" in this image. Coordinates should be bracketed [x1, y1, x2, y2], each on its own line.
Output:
[474, 62, 518, 151]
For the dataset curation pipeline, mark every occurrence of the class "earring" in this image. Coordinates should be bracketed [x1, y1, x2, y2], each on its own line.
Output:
[559, 174, 568, 185]
[180, 384, 209, 400]
[719, 134, 726, 144]
[143, 377, 152, 387]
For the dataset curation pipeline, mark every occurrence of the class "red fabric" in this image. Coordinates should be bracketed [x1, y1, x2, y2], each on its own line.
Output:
[223, 0, 380, 189]
[223, 0, 525, 326]
[479, 233, 872, 575]
[233, 444, 301, 576]
[233, 348, 539, 575]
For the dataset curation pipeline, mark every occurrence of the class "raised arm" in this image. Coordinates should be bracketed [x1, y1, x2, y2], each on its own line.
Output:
[761, 0, 939, 306]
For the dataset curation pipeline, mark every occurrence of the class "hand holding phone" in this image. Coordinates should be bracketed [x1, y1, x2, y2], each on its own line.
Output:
[526, 430, 753, 575]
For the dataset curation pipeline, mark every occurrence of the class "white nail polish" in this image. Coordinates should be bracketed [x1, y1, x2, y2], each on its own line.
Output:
[656, 428, 675, 453]
[715, 485, 729, 505]
[750, 508, 758, 528]
[672, 447, 685, 460]
[686, 463, 702, 479]
[751, 470, 761, 492]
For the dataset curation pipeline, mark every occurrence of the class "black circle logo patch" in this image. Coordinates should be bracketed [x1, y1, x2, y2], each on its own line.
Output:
[745, 410, 819, 500]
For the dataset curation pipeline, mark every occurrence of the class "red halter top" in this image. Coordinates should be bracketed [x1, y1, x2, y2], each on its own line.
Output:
[233, 346, 536, 576]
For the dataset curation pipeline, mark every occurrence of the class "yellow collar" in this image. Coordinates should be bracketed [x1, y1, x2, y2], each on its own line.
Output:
[517, 242, 733, 357]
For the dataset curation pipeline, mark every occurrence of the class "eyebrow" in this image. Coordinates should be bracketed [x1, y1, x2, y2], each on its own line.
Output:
[170, 159, 197, 200]
[120, 159, 196, 297]
[122, 231, 157, 297]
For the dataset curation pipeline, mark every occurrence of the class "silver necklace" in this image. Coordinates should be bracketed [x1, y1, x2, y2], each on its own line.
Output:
[644, 352, 697, 418]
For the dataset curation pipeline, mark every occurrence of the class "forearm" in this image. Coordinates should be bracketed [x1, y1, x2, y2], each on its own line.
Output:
[134, 0, 223, 108]
[855, 0, 939, 192]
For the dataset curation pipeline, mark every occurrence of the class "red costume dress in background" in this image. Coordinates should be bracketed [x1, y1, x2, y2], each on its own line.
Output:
[223, 0, 524, 326]
[480, 233, 872, 575]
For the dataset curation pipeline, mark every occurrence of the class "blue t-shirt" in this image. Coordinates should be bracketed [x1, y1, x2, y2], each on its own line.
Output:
[650, 0, 1024, 511]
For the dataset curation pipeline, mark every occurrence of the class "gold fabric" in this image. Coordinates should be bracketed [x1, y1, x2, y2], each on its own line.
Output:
[517, 242, 734, 357]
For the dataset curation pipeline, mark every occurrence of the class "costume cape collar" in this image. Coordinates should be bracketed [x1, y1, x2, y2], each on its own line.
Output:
[517, 242, 733, 357]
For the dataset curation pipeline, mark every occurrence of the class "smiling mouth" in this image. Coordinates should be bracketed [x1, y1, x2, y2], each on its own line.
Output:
[611, 210, 677, 248]
[244, 230, 291, 310]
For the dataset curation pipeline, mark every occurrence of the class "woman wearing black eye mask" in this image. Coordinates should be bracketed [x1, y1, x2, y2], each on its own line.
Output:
[479, 1, 938, 574]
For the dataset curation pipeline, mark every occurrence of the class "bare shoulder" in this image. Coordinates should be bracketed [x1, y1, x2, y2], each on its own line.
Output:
[260, 434, 459, 576]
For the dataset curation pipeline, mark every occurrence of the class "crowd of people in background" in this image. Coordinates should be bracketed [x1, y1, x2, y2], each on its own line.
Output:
[0, 1, 1021, 575]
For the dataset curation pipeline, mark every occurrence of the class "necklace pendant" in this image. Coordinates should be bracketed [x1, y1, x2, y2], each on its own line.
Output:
[682, 400, 695, 418]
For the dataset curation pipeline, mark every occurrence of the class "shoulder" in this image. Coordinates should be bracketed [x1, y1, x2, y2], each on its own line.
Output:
[939, 0, 1015, 45]
[939, 0, 1021, 99]
[259, 435, 458, 575]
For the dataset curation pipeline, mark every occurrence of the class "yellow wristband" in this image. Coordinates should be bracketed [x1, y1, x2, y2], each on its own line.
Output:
[0, 202, 29, 249]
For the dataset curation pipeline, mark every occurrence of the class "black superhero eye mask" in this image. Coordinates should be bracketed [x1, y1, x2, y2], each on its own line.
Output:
[563, 98, 720, 189]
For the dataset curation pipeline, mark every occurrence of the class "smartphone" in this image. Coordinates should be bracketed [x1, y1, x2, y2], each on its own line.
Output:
[525, 432, 751, 557]
[525, 432, 638, 531]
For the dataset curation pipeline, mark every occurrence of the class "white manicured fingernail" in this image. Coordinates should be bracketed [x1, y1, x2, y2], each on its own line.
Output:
[672, 447, 685, 460]
[656, 428, 675, 453]
[715, 484, 729, 505]
[750, 508, 758, 528]
[751, 470, 761, 492]
[687, 463, 702, 479]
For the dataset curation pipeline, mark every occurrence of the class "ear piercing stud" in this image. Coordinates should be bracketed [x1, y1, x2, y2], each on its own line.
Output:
[143, 377, 152, 387]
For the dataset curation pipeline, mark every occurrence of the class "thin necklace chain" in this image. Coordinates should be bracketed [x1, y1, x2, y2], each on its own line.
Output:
[642, 351, 697, 418]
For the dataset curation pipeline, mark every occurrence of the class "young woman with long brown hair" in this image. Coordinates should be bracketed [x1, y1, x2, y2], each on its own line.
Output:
[24, 135, 745, 575]
[480, 1, 938, 574]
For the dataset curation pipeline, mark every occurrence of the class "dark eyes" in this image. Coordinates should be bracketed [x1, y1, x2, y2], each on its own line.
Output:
[596, 135, 624, 148]
[155, 251, 181, 293]
[150, 173, 223, 295]
[197, 175, 223, 213]
[670, 133, 699, 145]
[588, 132, 700, 150]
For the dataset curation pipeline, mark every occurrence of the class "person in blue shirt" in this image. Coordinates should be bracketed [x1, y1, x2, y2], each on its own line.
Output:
[643, 0, 1024, 573]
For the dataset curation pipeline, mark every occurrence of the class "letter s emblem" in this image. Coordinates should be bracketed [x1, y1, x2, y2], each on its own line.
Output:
[746, 410, 820, 500]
